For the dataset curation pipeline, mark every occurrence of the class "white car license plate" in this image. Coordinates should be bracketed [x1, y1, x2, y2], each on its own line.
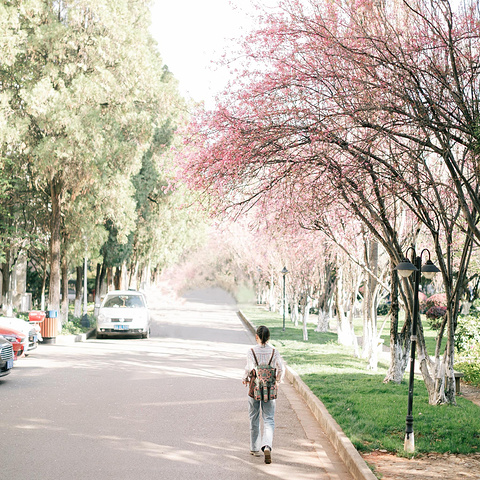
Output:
[7, 359, 13, 369]
[114, 324, 129, 331]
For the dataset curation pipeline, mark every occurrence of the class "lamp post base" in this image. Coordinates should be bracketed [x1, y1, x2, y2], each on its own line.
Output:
[404, 432, 415, 453]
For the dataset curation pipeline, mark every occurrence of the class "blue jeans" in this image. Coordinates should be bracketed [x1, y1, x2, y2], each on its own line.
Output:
[248, 396, 276, 451]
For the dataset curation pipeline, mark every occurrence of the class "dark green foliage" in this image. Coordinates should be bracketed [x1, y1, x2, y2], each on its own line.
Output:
[87, 277, 96, 295]
[61, 313, 96, 335]
[100, 220, 133, 268]
[26, 267, 48, 308]
[132, 119, 176, 215]
[377, 303, 390, 316]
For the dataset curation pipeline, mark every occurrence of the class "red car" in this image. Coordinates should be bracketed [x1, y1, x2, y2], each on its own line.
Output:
[0, 326, 26, 360]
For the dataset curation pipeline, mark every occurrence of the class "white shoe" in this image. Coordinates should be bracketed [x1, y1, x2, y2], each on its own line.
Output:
[263, 447, 271, 464]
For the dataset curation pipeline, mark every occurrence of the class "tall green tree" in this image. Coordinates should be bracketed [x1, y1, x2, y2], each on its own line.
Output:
[0, 0, 182, 321]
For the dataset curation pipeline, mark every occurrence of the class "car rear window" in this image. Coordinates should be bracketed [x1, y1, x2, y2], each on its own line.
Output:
[103, 295, 145, 308]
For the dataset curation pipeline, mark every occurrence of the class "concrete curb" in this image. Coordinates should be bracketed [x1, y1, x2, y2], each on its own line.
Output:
[237, 310, 376, 480]
[285, 366, 377, 480]
[43, 328, 97, 345]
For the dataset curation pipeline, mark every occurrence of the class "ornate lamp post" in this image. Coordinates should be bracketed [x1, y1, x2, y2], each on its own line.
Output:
[281, 267, 288, 332]
[395, 247, 440, 453]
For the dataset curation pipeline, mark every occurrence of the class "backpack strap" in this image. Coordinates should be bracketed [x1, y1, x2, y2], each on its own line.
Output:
[268, 349, 275, 366]
[251, 348, 259, 366]
[252, 348, 275, 366]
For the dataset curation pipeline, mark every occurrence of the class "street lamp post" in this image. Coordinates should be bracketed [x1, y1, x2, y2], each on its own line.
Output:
[395, 247, 440, 453]
[281, 267, 288, 332]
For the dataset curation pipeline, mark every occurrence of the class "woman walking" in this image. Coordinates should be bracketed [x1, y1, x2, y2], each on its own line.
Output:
[243, 325, 284, 464]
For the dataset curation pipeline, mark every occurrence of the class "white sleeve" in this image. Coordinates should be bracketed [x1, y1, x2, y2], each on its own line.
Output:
[274, 350, 285, 382]
[243, 348, 255, 380]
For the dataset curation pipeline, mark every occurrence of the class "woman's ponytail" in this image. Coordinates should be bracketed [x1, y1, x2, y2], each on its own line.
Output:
[256, 325, 270, 345]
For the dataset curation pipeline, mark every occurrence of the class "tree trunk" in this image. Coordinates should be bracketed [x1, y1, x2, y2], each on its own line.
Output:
[74, 266, 83, 317]
[268, 273, 275, 311]
[0, 246, 19, 315]
[316, 259, 334, 332]
[348, 288, 360, 358]
[302, 294, 310, 341]
[290, 291, 299, 327]
[417, 316, 442, 403]
[384, 265, 409, 384]
[315, 309, 329, 332]
[143, 260, 151, 289]
[114, 266, 120, 290]
[362, 239, 379, 370]
[282, 278, 288, 322]
[60, 250, 69, 324]
[48, 178, 62, 334]
[417, 308, 453, 405]
[106, 267, 113, 291]
[40, 254, 48, 311]
[133, 260, 139, 290]
[362, 281, 372, 359]
[154, 267, 161, 286]
[335, 266, 354, 346]
[444, 314, 457, 403]
[121, 261, 128, 290]
[2, 249, 11, 315]
[366, 285, 381, 370]
[94, 262, 106, 317]
[417, 235, 470, 405]
[128, 260, 137, 290]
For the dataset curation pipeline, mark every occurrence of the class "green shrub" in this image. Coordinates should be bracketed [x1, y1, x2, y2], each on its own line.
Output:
[425, 306, 447, 330]
[454, 361, 480, 387]
[61, 313, 96, 335]
[455, 314, 480, 358]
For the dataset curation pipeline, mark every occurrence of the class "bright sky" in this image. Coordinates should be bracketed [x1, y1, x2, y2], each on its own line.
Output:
[149, 0, 258, 109]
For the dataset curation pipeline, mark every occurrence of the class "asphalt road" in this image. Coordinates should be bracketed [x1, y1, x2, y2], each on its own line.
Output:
[0, 287, 352, 480]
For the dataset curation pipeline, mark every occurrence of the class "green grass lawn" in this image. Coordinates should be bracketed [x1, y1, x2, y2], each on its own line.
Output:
[241, 306, 480, 457]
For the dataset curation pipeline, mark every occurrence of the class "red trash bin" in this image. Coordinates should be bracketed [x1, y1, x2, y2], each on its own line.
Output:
[28, 311, 46, 323]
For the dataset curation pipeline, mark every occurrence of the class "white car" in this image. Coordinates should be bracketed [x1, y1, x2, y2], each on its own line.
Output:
[96, 290, 150, 339]
[0, 316, 39, 354]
